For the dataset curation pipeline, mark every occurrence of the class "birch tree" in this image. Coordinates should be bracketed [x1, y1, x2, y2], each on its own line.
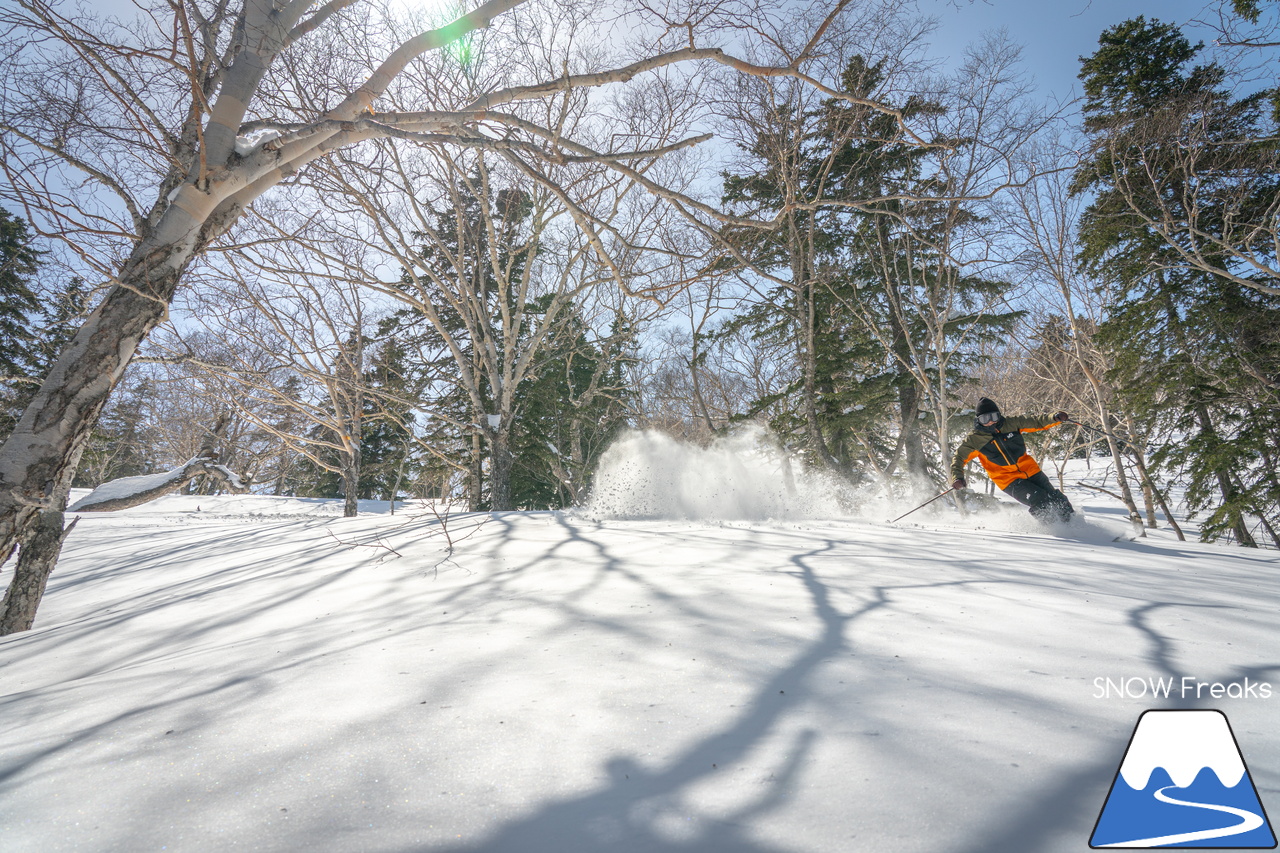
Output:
[303, 145, 625, 511]
[162, 227, 380, 516]
[1003, 142, 1167, 534]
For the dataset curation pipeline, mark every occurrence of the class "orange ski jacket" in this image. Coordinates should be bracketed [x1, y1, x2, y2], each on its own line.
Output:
[949, 414, 1065, 490]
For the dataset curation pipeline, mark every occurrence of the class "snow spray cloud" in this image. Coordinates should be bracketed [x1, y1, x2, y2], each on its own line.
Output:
[583, 427, 848, 521]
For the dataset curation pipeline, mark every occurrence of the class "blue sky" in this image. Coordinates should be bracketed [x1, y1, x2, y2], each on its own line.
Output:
[926, 0, 1220, 103]
[81, 0, 1224, 107]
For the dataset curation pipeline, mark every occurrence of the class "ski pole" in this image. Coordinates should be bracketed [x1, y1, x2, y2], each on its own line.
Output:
[889, 486, 957, 523]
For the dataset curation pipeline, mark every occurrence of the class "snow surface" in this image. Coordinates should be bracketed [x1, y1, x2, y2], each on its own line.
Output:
[2, 434, 1279, 853]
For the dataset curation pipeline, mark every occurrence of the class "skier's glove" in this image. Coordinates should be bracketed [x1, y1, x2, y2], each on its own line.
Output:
[952, 478, 966, 491]
[1054, 411, 1071, 422]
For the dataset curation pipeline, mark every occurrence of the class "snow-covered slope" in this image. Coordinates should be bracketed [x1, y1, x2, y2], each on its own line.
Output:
[2, 446, 1277, 853]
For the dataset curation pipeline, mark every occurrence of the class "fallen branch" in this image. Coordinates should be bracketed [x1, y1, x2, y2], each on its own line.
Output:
[324, 527, 403, 561]
[68, 456, 250, 512]
[1074, 481, 1126, 502]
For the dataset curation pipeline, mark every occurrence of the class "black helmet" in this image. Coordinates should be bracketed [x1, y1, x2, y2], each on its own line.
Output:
[976, 397, 1002, 428]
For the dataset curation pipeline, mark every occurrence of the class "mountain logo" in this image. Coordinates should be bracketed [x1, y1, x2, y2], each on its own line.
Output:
[1091, 710, 1276, 848]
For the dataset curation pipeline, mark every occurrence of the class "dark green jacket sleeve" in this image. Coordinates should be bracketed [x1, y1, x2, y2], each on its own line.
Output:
[1002, 414, 1062, 432]
[949, 414, 1063, 480]
[950, 431, 987, 481]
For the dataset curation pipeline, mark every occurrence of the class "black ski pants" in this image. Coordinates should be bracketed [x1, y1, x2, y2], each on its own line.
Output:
[1002, 471, 1074, 523]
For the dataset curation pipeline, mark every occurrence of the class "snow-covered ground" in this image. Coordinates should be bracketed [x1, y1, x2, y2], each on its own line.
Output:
[2, 435, 1278, 853]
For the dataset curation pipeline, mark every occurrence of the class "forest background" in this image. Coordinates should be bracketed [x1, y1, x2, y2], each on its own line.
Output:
[2, 0, 1279, 634]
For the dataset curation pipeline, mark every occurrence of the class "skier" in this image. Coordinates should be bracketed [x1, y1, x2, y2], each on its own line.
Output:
[950, 397, 1076, 524]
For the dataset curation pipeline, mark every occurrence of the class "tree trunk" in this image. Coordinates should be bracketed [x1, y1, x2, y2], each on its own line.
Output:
[687, 339, 717, 436]
[1191, 404, 1256, 547]
[0, 298, 144, 555]
[797, 265, 835, 471]
[0, 507, 77, 635]
[469, 430, 483, 511]
[1258, 514, 1280, 550]
[1071, 346, 1144, 532]
[1259, 442, 1280, 548]
[489, 430, 514, 511]
[936, 402, 969, 516]
[897, 382, 927, 481]
[1098, 412, 1144, 536]
[1140, 479, 1158, 528]
[0, 240, 209, 624]
[68, 455, 248, 513]
[388, 455, 407, 514]
[1157, 288, 1255, 546]
[569, 419, 587, 505]
[1127, 443, 1186, 542]
[341, 447, 360, 518]
[1130, 443, 1160, 530]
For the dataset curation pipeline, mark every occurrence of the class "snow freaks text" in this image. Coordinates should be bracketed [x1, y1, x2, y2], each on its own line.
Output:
[1094, 677, 1273, 700]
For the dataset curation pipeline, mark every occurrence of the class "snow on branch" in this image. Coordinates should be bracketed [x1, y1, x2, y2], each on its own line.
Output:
[68, 456, 250, 513]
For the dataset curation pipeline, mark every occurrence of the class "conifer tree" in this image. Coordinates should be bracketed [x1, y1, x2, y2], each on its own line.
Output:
[397, 166, 535, 510]
[720, 56, 1021, 483]
[0, 209, 45, 441]
[1075, 17, 1280, 546]
[507, 303, 634, 508]
[358, 338, 421, 503]
[0, 209, 41, 382]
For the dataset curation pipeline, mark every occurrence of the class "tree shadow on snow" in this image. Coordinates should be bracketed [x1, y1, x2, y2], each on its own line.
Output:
[10, 509, 1278, 853]
[421, 738, 816, 853]
[417, 515, 1280, 853]
[409, 528, 898, 853]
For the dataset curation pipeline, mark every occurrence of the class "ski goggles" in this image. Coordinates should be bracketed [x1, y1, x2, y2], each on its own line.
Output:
[977, 411, 1001, 426]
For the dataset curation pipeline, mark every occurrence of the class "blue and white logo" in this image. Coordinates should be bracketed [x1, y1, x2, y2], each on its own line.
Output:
[1091, 710, 1276, 848]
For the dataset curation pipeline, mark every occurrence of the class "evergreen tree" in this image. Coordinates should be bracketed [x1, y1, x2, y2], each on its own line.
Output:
[0, 208, 42, 383]
[33, 278, 87, 369]
[73, 376, 156, 487]
[0, 214, 87, 445]
[718, 58, 907, 475]
[357, 338, 421, 501]
[0, 209, 47, 441]
[1075, 17, 1280, 546]
[395, 165, 541, 510]
[507, 304, 634, 508]
[720, 57, 1020, 482]
[378, 285, 479, 507]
